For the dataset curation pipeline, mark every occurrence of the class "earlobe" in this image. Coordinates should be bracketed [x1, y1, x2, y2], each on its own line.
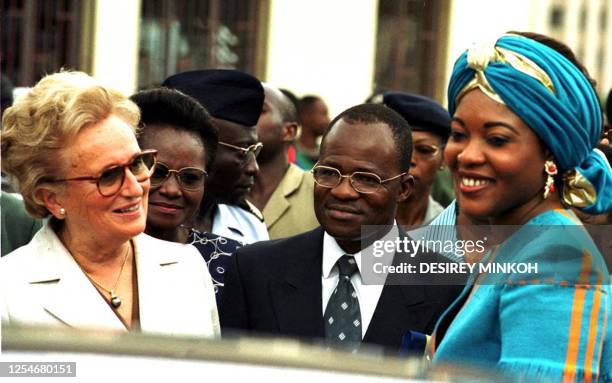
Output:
[36, 187, 65, 219]
[397, 174, 414, 202]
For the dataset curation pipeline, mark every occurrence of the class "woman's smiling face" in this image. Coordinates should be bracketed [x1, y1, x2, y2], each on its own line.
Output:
[444, 89, 549, 223]
[140, 124, 206, 233]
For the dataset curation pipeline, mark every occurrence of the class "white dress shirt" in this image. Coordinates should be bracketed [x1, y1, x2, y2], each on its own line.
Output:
[321, 225, 398, 339]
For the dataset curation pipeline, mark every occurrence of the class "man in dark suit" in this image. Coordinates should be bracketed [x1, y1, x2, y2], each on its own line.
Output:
[221, 103, 462, 352]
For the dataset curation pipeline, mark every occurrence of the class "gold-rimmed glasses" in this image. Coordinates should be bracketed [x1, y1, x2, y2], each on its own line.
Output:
[50, 150, 158, 197]
[311, 164, 406, 194]
[218, 141, 263, 166]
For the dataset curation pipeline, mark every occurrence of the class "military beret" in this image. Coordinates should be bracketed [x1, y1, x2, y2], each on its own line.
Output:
[383, 91, 451, 139]
[162, 69, 264, 127]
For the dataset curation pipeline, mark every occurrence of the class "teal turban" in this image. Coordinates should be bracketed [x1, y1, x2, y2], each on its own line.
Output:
[448, 34, 611, 214]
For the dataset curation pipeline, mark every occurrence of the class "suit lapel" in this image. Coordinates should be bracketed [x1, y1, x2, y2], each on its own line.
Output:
[263, 195, 290, 230]
[135, 234, 183, 334]
[363, 232, 432, 348]
[363, 284, 427, 348]
[270, 227, 325, 339]
[28, 226, 126, 331]
[263, 165, 303, 229]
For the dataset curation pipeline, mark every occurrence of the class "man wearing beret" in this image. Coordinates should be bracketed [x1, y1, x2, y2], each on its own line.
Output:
[163, 69, 269, 244]
[385, 92, 489, 263]
[383, 92, 450, 227]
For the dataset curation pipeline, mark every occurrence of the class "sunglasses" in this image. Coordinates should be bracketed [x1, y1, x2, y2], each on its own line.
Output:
[150, 162, 207, 190]
[50, 150, 158, 197]
[218, 141, 263, 166]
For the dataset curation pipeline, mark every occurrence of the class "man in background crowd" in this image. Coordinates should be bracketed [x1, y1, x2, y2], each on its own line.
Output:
[250, 84, 319, 239]
[294, 95, 330, 170]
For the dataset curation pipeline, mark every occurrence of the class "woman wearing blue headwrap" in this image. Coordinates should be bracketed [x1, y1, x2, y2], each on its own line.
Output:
[427, 34, 611, 382]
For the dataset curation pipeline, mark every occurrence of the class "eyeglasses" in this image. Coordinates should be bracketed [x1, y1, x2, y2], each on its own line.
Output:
[150, 162, 207, 190]
[218, 141, 263, 166]
[413, 144, 442, 160]
[50, 150, 158, 197]
[311, 164, 406, 194]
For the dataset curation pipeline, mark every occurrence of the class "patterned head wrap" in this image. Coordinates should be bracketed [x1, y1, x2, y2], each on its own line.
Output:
[448, 34, 611, 214]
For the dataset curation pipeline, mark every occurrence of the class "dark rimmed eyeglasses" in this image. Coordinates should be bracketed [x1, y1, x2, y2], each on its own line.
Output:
[49, 150, 158, 197]
[218, 141, 263, 166]
[311, 164, 406, 194]
[150, 162, 207, 191]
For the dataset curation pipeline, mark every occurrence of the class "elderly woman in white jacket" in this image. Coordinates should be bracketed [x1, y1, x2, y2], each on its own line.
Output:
[0, 71, 219, 337]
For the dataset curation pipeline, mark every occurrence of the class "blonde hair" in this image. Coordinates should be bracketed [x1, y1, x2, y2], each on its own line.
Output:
[1, 71, 141, 218]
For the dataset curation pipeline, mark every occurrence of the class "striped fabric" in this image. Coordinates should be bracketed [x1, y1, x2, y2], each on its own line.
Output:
[410, 200, 463, 263]
[431, 210, 611, 382]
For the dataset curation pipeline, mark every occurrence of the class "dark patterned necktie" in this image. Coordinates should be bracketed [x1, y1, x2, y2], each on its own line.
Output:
[324, 255, 362, 344]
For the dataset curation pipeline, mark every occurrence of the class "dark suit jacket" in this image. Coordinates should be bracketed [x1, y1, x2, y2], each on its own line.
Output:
[220, 227, 463, 352]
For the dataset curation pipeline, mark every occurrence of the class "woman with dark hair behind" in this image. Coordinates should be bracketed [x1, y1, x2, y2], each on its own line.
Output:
[131, 88, 242, 303]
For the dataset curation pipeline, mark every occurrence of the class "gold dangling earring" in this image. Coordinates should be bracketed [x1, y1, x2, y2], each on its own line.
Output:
[543, 160, 558, 199]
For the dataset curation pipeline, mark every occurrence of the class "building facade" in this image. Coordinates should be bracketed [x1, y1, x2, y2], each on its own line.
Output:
[1, 0, 610, 115]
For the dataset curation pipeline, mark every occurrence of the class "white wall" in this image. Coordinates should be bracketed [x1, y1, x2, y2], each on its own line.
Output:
[91, 0, 142, 95]
[444, 0, 537, 104]
[264, 0, 379, 117]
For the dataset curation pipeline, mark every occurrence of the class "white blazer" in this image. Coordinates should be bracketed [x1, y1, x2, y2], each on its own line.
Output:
[1, 223, 220, 338]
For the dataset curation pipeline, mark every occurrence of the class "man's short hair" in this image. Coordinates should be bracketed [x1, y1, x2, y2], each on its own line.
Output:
[322, 103, 413, 172]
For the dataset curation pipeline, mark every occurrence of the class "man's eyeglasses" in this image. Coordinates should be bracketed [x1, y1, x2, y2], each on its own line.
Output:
[50, 150, 158, 197]
[218, 141, 263, 166]
[311, 164, 406, 194]
[150, 162, 207, 190]
[413, 144, 442, 160]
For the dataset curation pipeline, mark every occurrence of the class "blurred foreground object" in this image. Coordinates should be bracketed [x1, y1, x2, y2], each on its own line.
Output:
[1, 325, 508, 382]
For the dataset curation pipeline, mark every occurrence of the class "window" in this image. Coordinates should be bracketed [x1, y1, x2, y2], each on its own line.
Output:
[579, 4, 587, 30]
[549, 5, 565, 29]
[373, 0, 450, 100]
[138, 0, 267, 89]
[1, 0, 92, 87]
[600, 1, 607, 32]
